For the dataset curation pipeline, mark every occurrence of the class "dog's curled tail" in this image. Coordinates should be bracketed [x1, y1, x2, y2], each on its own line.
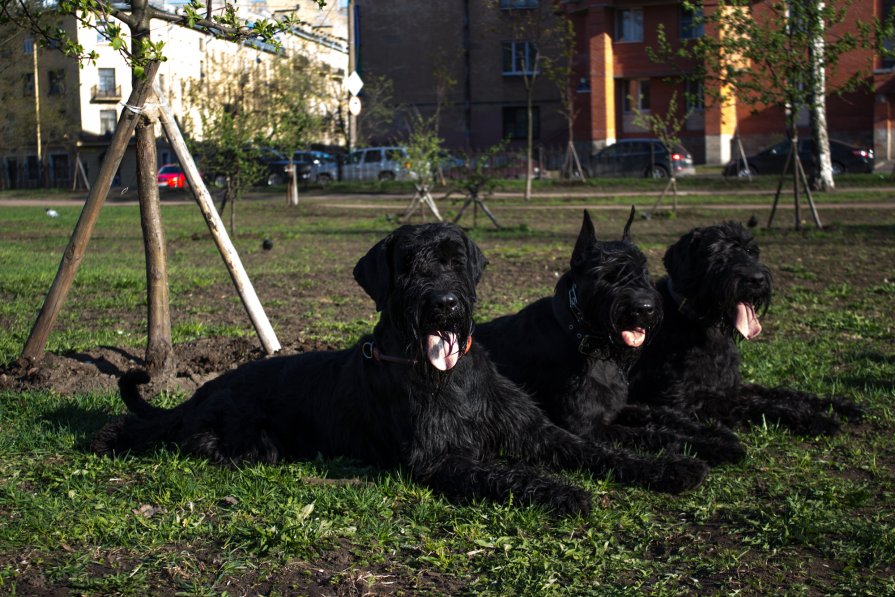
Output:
[119, 369, 164, 419]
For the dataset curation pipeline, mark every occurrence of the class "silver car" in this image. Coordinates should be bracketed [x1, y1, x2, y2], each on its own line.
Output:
[316, 146, 413, 183]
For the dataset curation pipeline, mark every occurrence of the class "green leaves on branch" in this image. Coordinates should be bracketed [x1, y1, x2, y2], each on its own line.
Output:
[651, 0, 888, 118]
[0, 0, 328, 68]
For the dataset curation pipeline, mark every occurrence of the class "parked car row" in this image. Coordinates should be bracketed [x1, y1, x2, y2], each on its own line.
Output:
[723, 138, 874, 178]
[159, 137, 875, 189]
[590, 139, 695, 179]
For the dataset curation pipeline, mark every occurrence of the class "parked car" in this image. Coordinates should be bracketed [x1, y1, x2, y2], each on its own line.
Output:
[202, 147, 292, 188]
[316, 146, 413, 184]
[590, 139, 696, 179]
[724, 138, 875, 178]
[157, 163, 187, 189]
[286, 150, 337, 184]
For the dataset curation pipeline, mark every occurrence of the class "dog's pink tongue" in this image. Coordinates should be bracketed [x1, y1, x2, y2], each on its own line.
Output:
[621, 328, 646, 347]
[427, 333, 460, 371]
[736, 302, 762, 339]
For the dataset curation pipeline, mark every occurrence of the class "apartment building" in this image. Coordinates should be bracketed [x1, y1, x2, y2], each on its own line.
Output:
[353, 0, 569, 150]
[354, 0, 893, 166]
[0, 3, 348, 190]
[564, 0, 895, 164]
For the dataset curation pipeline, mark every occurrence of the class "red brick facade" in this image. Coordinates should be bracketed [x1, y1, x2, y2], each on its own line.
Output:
[566, 0, 895, 164]
[356, 0, 895, 164]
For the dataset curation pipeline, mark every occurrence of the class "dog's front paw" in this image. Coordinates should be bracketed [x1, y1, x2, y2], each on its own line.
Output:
[544, 485, 593, 518]
[653, 456, 708, 494]
[829, 396, 865, 421]
[791, 412, 842, 436]
[690, 436, 746, 467]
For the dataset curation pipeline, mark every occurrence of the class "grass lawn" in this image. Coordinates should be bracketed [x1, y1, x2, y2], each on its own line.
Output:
[0, 187, 893, 594]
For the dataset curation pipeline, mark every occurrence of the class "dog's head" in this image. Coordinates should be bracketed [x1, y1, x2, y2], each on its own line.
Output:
[566, 208, 662, 356]
[663, 221, 772, 339]
[353, 223, 486, 371]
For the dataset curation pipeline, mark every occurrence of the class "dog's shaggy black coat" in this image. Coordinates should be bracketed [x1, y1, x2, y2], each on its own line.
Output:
[92, 223, 706, 516]
[477, 210, 743, 468]
[628, 221, 862, 435]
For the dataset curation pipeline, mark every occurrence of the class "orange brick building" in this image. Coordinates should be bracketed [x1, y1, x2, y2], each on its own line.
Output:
[564, 0, 895, 164]
[355, 0, 895, 165]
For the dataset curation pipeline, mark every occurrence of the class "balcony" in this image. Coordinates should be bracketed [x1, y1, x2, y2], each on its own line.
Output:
[91, 84, 121, 102]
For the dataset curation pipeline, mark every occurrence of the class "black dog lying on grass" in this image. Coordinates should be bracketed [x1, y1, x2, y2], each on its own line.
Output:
[92, 222, 706, 517]
[477, 210, 744, 468]
[628, 221, 862, 435]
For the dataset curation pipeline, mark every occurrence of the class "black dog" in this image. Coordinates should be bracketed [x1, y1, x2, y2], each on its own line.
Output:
[92, 223, 706, 517]
[628, 221, 862, 435]
[477, 210, 743, 468]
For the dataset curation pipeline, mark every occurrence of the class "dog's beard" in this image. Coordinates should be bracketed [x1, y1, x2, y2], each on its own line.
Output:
[606, 290, 662, 352]
[708, 266, 771, 340]
[392, 289, 472, 374]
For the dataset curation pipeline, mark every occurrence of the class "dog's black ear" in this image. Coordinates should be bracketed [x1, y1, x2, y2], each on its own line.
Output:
[622, 205, 636, 241]
[663, 228, 698, 285]
[353, 233, 393, 311]
[571, 209, 597, 268]
[464, 234, 488, 286]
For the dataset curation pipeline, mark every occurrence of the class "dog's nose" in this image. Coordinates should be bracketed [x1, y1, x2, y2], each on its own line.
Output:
[748, 271, 767, 287]
[632, 299, 657, 318]
[431, 291, 460, 314]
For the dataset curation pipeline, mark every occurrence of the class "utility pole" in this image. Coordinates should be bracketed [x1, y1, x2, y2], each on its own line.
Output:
[347, 0, 356, 150]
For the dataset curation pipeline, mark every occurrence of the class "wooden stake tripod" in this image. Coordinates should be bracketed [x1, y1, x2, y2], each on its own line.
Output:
[766, 136, 823, 230]
[452, 188, 501, 229]
[20, 63, 280, 365]
[648, 175, 679, 216]
[400, 183, 443, 222]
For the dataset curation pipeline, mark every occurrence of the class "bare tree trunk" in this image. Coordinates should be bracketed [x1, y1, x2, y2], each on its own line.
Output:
[810, 0, 834, 191]
[135, 116, 175, 376]
[20, 62, 161, 362]
[129, 0, 175, 375]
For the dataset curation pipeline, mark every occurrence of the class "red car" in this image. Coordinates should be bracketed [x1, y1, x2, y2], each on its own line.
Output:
[157, 163, 187, 189]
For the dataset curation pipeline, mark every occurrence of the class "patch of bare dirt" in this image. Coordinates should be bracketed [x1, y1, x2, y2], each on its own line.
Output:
[0, 542, 468, 596]
[0, 336, 339, 397]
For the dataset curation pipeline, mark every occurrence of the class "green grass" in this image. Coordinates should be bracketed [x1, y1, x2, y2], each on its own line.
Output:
[0, 192, 893, 593]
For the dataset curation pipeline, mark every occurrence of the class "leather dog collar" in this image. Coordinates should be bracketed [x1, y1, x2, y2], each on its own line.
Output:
[362, 336, 473, 366]
[664, 278, 698, 320]
[553, 280, 610, 359]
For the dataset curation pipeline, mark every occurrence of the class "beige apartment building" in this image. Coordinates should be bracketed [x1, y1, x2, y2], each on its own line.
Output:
[0, 2, 347, 190]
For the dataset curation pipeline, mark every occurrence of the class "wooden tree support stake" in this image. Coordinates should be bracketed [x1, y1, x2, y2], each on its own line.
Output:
[153, 83, 281, 355]
[20, 62, 162, 363]
[400, 185, 443, 223]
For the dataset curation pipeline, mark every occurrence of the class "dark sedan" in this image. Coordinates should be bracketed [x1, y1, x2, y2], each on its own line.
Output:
[590, 139, 696, 179]
[724, 139, 874, 177]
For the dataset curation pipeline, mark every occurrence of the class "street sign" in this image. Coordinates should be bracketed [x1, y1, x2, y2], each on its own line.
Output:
[348, 96, 362, 116]
[346, 71, 364, 96]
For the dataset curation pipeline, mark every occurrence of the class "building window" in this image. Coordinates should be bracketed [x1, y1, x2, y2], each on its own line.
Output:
[26, 155, 40, 180]
[97, 20, 109, 43]
[884, 0, 895, 68]
[616, 9, 644, 43]
[100, 109, 117, 134]
[48, 69, 65, 96]
[50, 154, 70, 181]
[502, 41, 539, 76]
[680, 6, 704, 39]
[502, 106, 540, 140]
[23, 35, 34, 54]
[499, 0, 539, 8]
[685, 79, 704, 112]
[620, 79, 650, 112]
[22, 73, 34, 97]
[98, 68, 116, 94]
